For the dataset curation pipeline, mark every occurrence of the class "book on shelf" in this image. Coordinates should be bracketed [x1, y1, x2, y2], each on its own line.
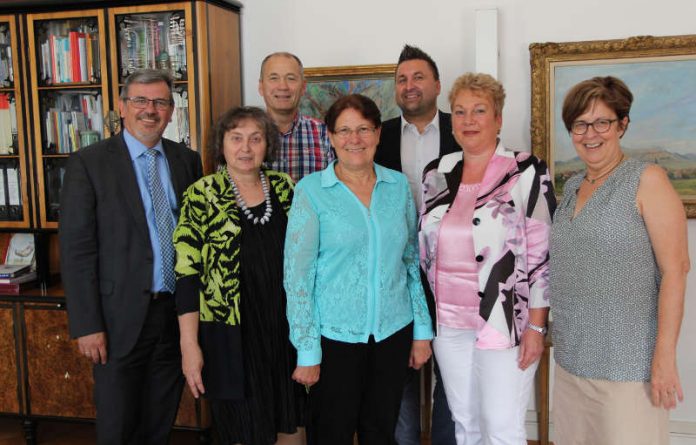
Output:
[39, 22, 98, 84]
[162, 89, 189, 145]
[0, 263, 30, 278]
[5, 232, 34, 266]
[44, 92, 103, 153]
[0, 280, 37, 294]
[0, 162, 21, 220]
[0, 270, 37, 284]
[0, 233, 36, 287]
[0, 93, 17, 154]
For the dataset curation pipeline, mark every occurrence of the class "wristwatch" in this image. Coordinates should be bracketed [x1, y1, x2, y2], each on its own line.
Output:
[527, 323, 547, 335]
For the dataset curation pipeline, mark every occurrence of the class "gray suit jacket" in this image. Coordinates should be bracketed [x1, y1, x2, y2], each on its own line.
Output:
[59, 132, 202, 358]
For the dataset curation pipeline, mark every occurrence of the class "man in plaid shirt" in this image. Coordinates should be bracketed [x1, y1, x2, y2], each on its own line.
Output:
[258, 52, 334, 182]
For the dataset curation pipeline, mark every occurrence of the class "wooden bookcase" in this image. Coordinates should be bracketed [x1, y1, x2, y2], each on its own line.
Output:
[0, 15, 30, 228]
[0, 1, 242, 442]
[26, 9, 111, 229]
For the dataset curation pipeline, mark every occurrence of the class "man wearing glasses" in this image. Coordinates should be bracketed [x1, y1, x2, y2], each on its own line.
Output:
[60, 69, 202, 444]
[258, 51, 334, 182]
[375, 45, 458, 445]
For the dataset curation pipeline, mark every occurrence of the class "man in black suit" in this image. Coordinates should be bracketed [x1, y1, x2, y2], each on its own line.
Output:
[375, 45, 459, 445]
[59, 69, 202, 445]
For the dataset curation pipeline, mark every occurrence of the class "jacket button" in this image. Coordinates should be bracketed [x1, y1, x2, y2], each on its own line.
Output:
[473, 217, 480, 225]
[475, 255, 484, 262]
[477, 291, 484, 298]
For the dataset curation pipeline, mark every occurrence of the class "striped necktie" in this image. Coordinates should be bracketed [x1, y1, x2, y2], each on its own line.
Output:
[144, 149, 176, 293]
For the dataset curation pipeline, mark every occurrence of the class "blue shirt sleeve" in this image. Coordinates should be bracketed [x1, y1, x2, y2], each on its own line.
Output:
[284, 182, 323, 366]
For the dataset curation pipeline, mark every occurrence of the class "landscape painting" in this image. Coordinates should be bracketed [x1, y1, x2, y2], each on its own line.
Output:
[299, 64, 399, 121]
[551, 58, 696, 195]
[529, 35, 696, 216]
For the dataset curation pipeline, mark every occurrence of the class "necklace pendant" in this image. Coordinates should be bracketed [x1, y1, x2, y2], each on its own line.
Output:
[226, 168, 274, 225]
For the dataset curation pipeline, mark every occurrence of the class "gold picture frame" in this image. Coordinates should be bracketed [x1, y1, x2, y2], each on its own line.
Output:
[299, 64, 398, 121]
[529, 34, 696, 216]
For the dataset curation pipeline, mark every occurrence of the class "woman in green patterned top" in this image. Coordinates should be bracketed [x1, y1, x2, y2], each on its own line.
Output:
[173, 106, 304, 445]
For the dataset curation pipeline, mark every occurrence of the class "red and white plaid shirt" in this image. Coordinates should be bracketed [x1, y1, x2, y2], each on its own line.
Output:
[270, 114, 334, 182]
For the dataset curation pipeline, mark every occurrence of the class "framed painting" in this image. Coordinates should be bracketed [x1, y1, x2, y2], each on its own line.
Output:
[529, 34, 696, 216]
[299, 64, 399, 121]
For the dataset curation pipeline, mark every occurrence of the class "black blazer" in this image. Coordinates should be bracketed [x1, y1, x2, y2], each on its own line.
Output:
[375, 110, 461, 172]
[59, 133, 202, 358]
[374, 111, 461, 330]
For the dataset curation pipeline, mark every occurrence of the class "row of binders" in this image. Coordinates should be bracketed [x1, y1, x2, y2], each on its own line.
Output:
[0, 161, 21, 221]
[0, 233, 36, 294]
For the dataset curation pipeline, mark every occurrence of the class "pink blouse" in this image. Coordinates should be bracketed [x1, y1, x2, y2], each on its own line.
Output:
[435, 183, 482, 330]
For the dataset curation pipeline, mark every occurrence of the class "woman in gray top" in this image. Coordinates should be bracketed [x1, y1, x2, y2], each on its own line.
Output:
[550, 76, 689, 445]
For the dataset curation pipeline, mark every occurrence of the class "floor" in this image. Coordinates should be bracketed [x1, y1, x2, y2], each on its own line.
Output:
[0, 417, 200, 445]
[0, 418, 548, 445]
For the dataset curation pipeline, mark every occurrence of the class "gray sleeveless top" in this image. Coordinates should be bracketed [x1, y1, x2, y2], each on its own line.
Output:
[550, 158, 659, 381]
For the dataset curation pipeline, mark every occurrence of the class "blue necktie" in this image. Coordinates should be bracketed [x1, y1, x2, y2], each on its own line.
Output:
[144, 149, 176, 293]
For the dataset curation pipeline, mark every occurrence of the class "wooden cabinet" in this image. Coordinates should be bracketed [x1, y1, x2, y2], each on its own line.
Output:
[3, 0, 241, 230]
[0, 0, 241, 441]
[0, 15, 30, 228]
[1, 291, 210, 441]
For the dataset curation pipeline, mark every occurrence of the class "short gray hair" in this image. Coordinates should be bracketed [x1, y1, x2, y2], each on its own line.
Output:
[119, 69, 174, 101]
[259, 52, 304, 80]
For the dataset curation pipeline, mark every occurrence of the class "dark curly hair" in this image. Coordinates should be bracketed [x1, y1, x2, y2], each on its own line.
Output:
[208, 106, 280, 167]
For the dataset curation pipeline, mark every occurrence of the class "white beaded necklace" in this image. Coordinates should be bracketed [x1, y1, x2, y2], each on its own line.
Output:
[227, 169, 272, 225]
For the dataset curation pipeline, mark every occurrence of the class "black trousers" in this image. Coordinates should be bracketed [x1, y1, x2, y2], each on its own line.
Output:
[311, 323, 413, 445]
[93, 297, 184, 445]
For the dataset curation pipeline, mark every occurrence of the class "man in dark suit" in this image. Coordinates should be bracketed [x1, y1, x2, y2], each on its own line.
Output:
[375, 45, 459, 445]
[59, 69, 202, 445]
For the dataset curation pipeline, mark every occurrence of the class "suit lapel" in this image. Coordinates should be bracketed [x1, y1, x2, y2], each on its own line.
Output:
[111, 133, 150, 241]
[162, 139, 185, 204]
[439, 111, 461, 157]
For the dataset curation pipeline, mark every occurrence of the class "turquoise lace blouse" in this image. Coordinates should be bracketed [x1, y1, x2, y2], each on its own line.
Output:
[284, 161, 433, 366]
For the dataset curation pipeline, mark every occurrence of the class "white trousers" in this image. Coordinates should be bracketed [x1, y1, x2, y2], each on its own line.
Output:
[433, 325, 538, 445]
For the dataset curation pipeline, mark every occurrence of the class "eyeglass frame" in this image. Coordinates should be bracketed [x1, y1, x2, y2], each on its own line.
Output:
[570, 118, 619, 135]
[333, 126, 378, 139]
[124, 96, 174, 111]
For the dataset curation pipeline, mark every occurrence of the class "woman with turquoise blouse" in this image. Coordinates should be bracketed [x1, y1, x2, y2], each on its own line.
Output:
[284, 94, 433, 445]
[174, 107, 305, 445]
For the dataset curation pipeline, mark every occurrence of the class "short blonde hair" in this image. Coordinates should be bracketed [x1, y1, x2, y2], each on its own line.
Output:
[448, 73, 505, 116]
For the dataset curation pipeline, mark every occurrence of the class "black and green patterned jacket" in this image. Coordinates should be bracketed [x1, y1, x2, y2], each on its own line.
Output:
[173, 168, 294, 323]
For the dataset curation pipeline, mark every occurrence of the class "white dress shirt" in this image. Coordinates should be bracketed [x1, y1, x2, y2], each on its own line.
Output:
[400, 111, 440, 210]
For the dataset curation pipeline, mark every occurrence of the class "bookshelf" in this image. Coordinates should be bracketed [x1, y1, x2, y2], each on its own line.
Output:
[27, 9, 110, 229]
[109, 3, 196, 148]
[0, 1, 242, 441]
[0, 15, 30, 228]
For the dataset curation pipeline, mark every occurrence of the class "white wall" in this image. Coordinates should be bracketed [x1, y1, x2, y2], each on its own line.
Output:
[239, 0, 696, 440]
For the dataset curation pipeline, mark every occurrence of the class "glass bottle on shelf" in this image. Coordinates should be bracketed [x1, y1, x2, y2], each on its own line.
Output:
[116, 11, 187, 82]
[0, 22, 14, 88]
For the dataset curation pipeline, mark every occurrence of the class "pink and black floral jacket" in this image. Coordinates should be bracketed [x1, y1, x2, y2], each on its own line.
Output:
[419, 142, 556, 349]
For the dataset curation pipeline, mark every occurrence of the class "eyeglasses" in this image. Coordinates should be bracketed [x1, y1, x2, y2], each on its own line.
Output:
[334, 126, 377, 139]
[125, 96, 173, 111]
[570, 118, 618, 135]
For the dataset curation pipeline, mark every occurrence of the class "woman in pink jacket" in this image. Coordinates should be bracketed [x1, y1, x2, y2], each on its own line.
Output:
[419, 73, 555, 445]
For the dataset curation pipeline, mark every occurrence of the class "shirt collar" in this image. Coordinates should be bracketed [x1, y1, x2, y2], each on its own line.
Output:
[123, 128, 165, 161]
[400, 110, 440, 134]
[321, 160, 397, 188]
[281, 112, 302, 136]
